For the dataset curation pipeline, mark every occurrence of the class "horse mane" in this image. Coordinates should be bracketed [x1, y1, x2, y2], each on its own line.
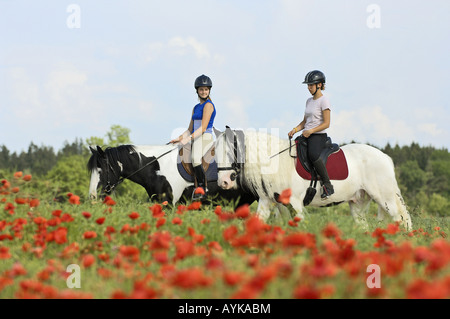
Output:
[87, 145, 141, 173]
[241, 130, 295, 199]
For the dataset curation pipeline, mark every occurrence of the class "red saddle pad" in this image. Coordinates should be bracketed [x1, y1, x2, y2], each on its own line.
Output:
[295, 149, 349, 181]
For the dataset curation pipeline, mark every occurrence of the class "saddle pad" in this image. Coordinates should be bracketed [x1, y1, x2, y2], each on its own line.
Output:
[295, 149, 349, 181]
[177, 161, 218, 183]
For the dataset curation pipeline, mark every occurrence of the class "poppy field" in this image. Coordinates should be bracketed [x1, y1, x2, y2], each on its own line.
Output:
[1, 172, 450, 299]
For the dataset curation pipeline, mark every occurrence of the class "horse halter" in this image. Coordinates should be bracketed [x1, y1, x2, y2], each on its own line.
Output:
[102, 152, 122, 194]
[217, 128, 245, 182]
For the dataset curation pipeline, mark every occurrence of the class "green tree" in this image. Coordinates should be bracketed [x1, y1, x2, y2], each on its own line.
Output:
[85, 124, 132, 149]
[398, 160, 427, 196]
[45, 154, 90, 200]
[106, 125, 132, 146]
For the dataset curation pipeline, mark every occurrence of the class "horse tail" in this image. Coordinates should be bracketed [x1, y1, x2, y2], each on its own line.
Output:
[386, 153, 413, 230]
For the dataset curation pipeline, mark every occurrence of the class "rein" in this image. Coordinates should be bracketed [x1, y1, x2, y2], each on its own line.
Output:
[103, 145, 178, 193]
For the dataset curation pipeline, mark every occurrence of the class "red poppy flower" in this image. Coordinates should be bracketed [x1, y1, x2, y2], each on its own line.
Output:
[235, 204, 250, 219]
[83, 231, 97, 239]
[194, 187, 205, 195]
[14, 171, 23, 179]
[128, 212, 140, 220]
[187, 201, 201, 210]
[150, 204, 165, 218]
[29, 199, 40, 208]
[278, 188, 292, 205]
[223, 271, 244, 286]
[23, 174, 32, 182]
[15, 198, 27, 205]
[156, 218, 166, 228]
[172, 217, 182, 225]
[68, 194, 80, 205]
[96, 217, 106, 225]
[52, 210, 62, 217]
[54, 227, 68, 244]
[153, 251, 169, 264]
[0, 247, 11, 259]
[223, 225, 238, 241]
[82, 254, 95, 268]
[82, 212, 92, 219]
[103, 196, 116, 206]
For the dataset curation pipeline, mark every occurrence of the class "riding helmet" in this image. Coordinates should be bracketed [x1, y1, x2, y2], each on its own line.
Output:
[302, 70, 326, 84]
[195, 74, 213, 89]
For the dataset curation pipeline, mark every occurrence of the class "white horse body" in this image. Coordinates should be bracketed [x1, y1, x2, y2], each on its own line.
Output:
[215, 130, 412, 230]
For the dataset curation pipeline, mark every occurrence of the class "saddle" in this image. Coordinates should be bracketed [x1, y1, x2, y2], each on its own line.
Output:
[294, 135, 348, 206]
[295, 135, 340, 178]
[177, 145, 218, 183]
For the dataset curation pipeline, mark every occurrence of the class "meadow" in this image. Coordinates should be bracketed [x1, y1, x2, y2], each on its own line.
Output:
[1, 171, 449, 299]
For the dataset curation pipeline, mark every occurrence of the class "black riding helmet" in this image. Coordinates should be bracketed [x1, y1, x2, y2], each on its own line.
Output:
[194, 74, 213, 89]
[302, 70, 326, 85]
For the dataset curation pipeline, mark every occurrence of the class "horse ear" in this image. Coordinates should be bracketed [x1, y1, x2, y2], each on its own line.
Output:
[96, 146, 105, 157]
[213, 127, 223, 137]
[89, 146, 96, 154]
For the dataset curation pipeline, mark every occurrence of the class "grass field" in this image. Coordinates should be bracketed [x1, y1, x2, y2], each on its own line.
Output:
[1, 172, 449, 299]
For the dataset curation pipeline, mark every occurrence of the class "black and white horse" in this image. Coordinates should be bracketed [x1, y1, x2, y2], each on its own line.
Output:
[87, 144, 257, 207]
[214, 127, 412, 230]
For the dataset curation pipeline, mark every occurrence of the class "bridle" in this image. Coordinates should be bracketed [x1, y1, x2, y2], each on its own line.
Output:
[216, 128, 245, 182]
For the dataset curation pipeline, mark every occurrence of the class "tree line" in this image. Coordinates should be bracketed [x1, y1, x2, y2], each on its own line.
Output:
[1, 125, 449, 216]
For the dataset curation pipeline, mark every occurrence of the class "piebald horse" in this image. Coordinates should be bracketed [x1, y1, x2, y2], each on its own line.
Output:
[214, 127, 412, 230]
[87, 144, 257, 207]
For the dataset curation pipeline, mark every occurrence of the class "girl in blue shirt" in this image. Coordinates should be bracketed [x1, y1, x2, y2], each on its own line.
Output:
[170, 74, 216, 200]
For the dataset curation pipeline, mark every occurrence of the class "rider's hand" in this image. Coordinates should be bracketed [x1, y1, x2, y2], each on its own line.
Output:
[169, 136, 182, 144]
[180, 136, 191, 146]
[302, 130, 312, 138]
[288, 129, 296, 139]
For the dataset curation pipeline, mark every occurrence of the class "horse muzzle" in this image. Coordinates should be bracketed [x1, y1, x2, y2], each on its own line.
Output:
[218, 171, 236, 190]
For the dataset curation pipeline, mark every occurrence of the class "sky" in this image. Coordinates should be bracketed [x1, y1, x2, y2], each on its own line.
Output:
[1, 0, 449, 154]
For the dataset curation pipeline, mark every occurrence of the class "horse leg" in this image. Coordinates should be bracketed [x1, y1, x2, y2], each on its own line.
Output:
[348, 190, 371, 230]
[256, 197, 273, 221]
[289, 196, 305, 220]
[366, 188, 412, 231]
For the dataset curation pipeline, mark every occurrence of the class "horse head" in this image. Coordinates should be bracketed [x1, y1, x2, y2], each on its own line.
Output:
[214, 126, 246, 190]
[87, 145, 140, 199]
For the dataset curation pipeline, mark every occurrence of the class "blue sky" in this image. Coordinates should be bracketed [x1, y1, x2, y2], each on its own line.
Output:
[1, 0, 449, 153]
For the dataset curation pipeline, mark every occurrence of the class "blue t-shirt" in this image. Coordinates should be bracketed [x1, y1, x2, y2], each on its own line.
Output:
[192, 99, 216, 134]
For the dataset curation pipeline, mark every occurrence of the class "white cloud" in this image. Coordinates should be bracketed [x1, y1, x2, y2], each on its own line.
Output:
[168, 36, 211, 59]
[221, 97, 250, 129]
[329, 106, 416, 146]
[139, 36, 224, 65]
[417, 123, 444, 137]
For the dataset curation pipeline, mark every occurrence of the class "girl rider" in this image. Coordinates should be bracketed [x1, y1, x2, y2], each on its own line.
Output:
[288, 70, 334, 199]
[170, 74, 216, 200]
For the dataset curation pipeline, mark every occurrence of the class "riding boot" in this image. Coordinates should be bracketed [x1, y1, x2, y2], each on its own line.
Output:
[312, 158, 334, 199]
[192, 165, 207, 201]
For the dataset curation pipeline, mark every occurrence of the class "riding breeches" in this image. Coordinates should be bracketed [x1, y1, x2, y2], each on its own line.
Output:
[307, 133, 328, 162]
[191, 133, 214, 167]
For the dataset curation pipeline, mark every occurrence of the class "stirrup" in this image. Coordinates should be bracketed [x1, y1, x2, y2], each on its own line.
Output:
[321, 185, 334, 200]
[192, 187, 207, 201]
